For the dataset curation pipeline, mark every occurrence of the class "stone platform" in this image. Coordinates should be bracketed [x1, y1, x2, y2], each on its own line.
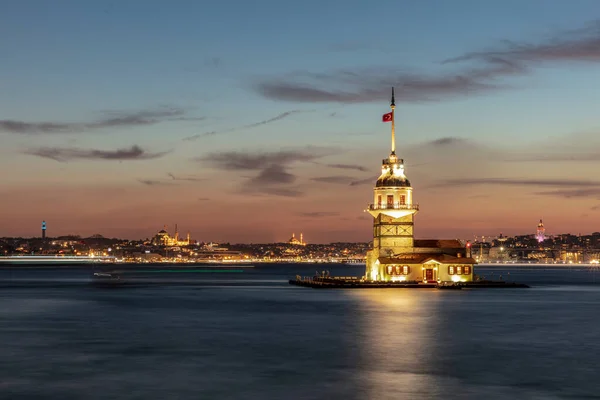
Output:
[289, 276, 529, 289]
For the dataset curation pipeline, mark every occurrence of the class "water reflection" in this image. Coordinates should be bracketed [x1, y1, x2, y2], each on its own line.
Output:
[349, 290, 447, 399]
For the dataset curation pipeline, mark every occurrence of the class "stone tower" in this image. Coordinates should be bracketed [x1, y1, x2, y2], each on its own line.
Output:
[365, 89, 419, 281]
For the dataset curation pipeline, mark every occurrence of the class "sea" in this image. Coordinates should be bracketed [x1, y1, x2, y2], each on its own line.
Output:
[1, 263, 599, 400]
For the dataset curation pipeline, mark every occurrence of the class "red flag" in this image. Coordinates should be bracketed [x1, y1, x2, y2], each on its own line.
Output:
[382, 112, 393, 122]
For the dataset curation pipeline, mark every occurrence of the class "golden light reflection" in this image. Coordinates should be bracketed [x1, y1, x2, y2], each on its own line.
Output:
[347, 289, 445, 398]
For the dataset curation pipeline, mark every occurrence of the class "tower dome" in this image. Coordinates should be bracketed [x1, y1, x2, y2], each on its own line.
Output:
[376, 159, 411, 188]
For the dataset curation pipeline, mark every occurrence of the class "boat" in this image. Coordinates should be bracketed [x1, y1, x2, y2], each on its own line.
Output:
[91, 272, 124, 287]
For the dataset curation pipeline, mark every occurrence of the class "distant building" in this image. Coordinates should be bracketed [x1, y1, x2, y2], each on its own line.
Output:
[364, 89, 476, 282]
[151, 224, 193, 246]
[536, 219, 546, 243]
[288, 233, 306, 246]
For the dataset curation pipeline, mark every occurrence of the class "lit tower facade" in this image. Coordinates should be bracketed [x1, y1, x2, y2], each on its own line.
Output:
[536, 219, 545, 243]
[365, 89, 419, 281]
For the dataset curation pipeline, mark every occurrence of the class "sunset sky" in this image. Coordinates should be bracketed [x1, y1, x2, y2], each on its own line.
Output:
[2, 0, 600, 243]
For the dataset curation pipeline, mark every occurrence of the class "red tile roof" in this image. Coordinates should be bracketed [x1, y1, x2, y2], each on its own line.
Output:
[414, 239, 465, 248]
[378, 253, 477, 265]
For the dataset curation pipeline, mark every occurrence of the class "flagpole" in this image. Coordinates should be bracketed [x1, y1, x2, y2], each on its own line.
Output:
[390, 87, 396, 154]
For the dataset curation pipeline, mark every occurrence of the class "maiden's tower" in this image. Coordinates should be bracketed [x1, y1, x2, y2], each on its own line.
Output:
[365, 89, 476, 283]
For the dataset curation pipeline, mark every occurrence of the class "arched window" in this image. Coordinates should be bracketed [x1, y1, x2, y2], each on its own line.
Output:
[387, 265, 393, 275]
[456, 266, 462, 275]
[448, 265, 455, 275]
[402, 265, 409, 275]
[464, 266, 471, 275]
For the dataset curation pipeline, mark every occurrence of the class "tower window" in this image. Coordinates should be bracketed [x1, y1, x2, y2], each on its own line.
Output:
[377, 195, 382, 207]
[387, 195, 394, 208]
[399, 195, 406, 205]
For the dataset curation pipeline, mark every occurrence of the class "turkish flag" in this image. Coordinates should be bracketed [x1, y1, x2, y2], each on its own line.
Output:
[382, 112, 393, 122]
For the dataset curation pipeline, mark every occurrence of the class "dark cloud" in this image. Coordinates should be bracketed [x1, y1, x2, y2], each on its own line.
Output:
[510, 153, 600, 162]
[200, 147, 334, 198]
[24, 145, 169, 162]
[167, 173, 206, 182]
[261, 187, 304, 197]
[1, 108, 197, 135]
[298, 211, 340, 218]
[182, 110, 307, 141]
[311, 175, 357, 184]
[439, 178, 600, 188]
[445, 21, 600, 64]
[254, 58, 524, 103]
[428, 137, 468, 147]
[349, 176, 377, 186]
[198, 147, 333, 170]
[325, 163, 368, 172]
[255, 21, 600, 104]
[138, 179, 174, 186]
[534, 188, 600, 199]
[250, 165, 296, 185]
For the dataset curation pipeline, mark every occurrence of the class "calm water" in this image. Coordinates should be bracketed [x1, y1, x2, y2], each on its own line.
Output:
[1, 264, 599, 399]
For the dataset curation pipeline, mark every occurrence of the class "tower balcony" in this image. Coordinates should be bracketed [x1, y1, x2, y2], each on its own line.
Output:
[367, 203, 419, 219]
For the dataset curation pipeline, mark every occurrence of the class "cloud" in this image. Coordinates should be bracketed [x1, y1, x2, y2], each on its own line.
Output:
[198, 197, 210, 201]
[438, 178, 600, 188]
[198, 147, 333, 170]
[298, 211, 340, 218]
[324, 163, 368, 172]
[445, 21, 600, 65]
[1, 108, 197, 135]
[534, 188, 600, 199]
[182, 110, 307, 141]
[250, 165, 296, 185]
[138, 179, 174, 186]
[591, 205, 600, 211]
[261, 187, 304, 197]
[428, 137, 468, 147]
[350, 176, 377, 186]
[509, 152, 600, 162]
[254, 58, 524, 103]
[311, 175, 357, 184]
[24, 145, 169, 162]
[167, 173, 206, 182]
[254, 21, 600, 104]
[199, 147, 335, 197]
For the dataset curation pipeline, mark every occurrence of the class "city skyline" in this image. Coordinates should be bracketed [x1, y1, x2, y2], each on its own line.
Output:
[2, 1, 600, 242]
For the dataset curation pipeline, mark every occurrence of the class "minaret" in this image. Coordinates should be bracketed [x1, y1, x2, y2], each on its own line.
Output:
[175, 223, 179, 242]
[365, 88, 419, 281]
[41, 220, 46, 240]
[300, 233, 304, 245]
[187, 231, 191, 245]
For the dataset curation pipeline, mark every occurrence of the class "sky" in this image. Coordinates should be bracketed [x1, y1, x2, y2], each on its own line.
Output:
[2, 0, 600, 243]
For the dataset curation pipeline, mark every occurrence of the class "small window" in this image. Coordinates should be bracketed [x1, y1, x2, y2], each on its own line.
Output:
[399, 195, 406, 205]
[387, 265, 393, 275]
[464, 266, 471, 275]
[402, 265, 409, 275]
[456, 266, 462, 275]
[387, 195, 394, 207]
[395, 265, 401, 275]
[377, 195, 382, 206]
[448, 265, 455, 275]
